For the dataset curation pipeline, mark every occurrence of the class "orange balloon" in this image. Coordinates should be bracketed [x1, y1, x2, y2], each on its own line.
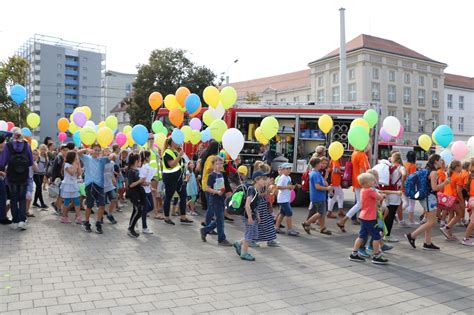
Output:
[148, 92, 163, 110]
[169, 108, 184, 127]
[189, 104, 202, 118]
[57, 118, 69, 132]
[176, 87, 190, 107]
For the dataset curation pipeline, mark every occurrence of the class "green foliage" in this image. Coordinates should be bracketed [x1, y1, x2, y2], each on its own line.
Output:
[244, 91, 261, 103]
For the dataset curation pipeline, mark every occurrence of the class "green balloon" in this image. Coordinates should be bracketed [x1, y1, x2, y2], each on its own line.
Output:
[158, 126, 168, 136]
[79, 184, 86, 197]
[152, 120, 164, 134]
[348, 126, 369, 151]
[363, 109, 378, 128]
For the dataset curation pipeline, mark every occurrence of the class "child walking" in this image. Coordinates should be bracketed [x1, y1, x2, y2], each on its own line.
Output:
[127, 153, 146, 238]
[186, 161, 199, 216]
[402, 151, 417, 226]
[140, 151, 156, 234]
[328, 158, 345, 218]
[60, 151, 82, 224]
[103, 148, 118, 225]
[275, 163, 299, 236]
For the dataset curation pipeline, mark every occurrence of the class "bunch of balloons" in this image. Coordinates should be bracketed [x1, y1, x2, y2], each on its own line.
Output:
[254, 116, 279, 145]
[346, 109, 380, 152]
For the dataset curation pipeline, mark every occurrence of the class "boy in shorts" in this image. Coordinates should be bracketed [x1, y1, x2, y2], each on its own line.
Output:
[103, 148, 118, 224]
[274, 163, 299, 236]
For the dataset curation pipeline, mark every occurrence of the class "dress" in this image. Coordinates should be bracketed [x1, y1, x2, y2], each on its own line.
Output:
[61, 163, 80, 199]
[186, 171, 198, 198]
[255, 196, 277, 242]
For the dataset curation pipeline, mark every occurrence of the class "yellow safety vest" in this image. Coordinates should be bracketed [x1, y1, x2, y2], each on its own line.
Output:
[162, 149, 181, 173]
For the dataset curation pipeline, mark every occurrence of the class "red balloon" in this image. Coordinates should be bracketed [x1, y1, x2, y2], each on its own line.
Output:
[7, 122, 14, 131]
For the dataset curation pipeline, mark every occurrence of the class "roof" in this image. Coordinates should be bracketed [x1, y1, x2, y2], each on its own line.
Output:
[110, 100, 129, 113]
[310, 34, 446, 65]
[444, 73, 474, 90]
[229, 69, 311, 96]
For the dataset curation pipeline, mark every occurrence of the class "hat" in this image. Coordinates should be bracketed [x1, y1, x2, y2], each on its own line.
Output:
[280, 163, 293, 169]
[252, 171, 269, 180]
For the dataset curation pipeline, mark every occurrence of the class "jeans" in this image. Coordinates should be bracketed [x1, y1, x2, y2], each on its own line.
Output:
[9, 183, 27, 223]
[203, 198, 226, 242]
[0, 177, 6, 220]
[204, 192, 215, 225]
[33, 174, 45, 206]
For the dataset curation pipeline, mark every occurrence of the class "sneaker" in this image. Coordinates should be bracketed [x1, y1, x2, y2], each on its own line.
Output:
[40, 204, 49, 210]
[440, 222, 446, 228]
[106, 214, 117, 224]
[385, 236, 399, 243]
[164, 219, 175, 225]
[405, 233, 416, 249]
[349, 254, 365, 262]
[352, 220, 360, 225]
[248, 241, 260, 248]
[381, 244, 394, 252]
[51, 202, 58, 212]
[461, 238, 474, 246]
[287, 229, 300, 236]
[127, 228, 139, 238]
[10, 223, 18, 230]
[240, 252, 256, 261]
[423, 243, 440, 250]
[267, 240, 280, 247]
[190, 211, 199, 216]
[180, 218, 193, 225]
[32, 203, 40, 208]
[142, 228, 154, 234]
[18, 221, 27, 230]
[60, 216, 71, 224]
[439, 227, 451, 239]
[95, 222, 103, 234]
[367, 245, 373, 252]
[116, 207, 123, 213]
[372, 254, 389, 265]
[75, 216, 82, 224]
[224, 216, 234, 222]
[82, 221, 92, 233]
[208, 230, 218, 235]
[279, 224, 285, 229]
[357, 248, 370, 258]
[200, 228, 207, 242]
[399, 220, 410, 228]
[301, 223, 311, 235]
[233, 241, 241, 256]
[445, 235, 458, 242]
[218, 240, 232, 247]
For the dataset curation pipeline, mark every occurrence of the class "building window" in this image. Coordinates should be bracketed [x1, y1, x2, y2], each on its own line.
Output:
[372, 68, 379, 80]
[432, 114, 438, 131]
[317, 90, 325, 103]
[318, 76, 324, 87]
[293, 96, 299, 102]
[332, 87, 340, 102]
[82, 57, 88, 62]
[447, 94, 453, 109]
[459, 96, 464, 110]
[348, 83, 356, 101]
[433, 78, 438, 88]
[82, 95, 87, 100]
[280, 98, 286, 102]
[57, 53, 62, 58]
[82, 67, 87, 72]
[371, 82, 380, 101]
[419, 75, 424, 86]
[56, 93, 61, 98]
[332, 73, 339, 84]
[404, 73, 411, 84]
[83, 86, 87, 91]
[459, 117, 464, 132]
[388, 109, 397, 117]
[404, 111, 411, 132]
[388, 85, 396, 103]
[432, 91, 439, 107]
[418, 89, 425, 106]
[418, 111, 425, 132]
[306, 95, 311, 101]
[57, 64, 62, 69]
[57, 73, 62, 79]
[447, 116, 453, 129]
[349, 69, 355, 80]
[389, 70, 395, 82]
[403, 87, 411, 105]
[82, 76, 87, 81]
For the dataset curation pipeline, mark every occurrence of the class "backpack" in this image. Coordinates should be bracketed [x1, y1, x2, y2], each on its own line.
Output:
[380, 165, 402, 191]
[405, 169, 430, 200]
[225, 184, 258, 216]
[301, 169, 310, 192]
[341, 161, 353, 189]
[7, 142, 29, 184]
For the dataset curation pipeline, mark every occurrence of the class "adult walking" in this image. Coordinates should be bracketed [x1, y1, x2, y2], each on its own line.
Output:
[0, 135, 11, 225]
[33, 144, 49, 209]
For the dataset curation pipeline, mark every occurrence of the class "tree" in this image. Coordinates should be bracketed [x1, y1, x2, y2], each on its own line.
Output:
[127, 48, 217, 129]
[0, 56, 30, 126]
[244, 91, 261, 103]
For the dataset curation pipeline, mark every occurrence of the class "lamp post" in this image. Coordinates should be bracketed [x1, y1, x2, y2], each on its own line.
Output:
[225, 59, 239, 85]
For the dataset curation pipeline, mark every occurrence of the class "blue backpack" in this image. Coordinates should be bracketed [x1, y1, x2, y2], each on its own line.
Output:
[405, 169, 430, 200]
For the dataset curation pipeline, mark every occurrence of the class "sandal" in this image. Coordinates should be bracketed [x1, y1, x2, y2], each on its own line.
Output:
[154, 215, 165, 220]
[336, 222, 346, 233]
[301, 223, 311, 235]
[320, 228, 332, 235]
[26, 213, 35, 218]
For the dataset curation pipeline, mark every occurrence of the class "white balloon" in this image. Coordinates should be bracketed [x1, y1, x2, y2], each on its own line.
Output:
[222, 128, 244, 160]
[467, 136, 474, 150]
[382, 116, 401, 137]
[0, 120, 7, 131]
[208, 103, 225, 120]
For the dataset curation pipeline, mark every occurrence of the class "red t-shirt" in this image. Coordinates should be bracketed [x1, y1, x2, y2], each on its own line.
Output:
[351, 151, 370, 189]
[329, 160, 342, 186]
[359, 188, 377, 221]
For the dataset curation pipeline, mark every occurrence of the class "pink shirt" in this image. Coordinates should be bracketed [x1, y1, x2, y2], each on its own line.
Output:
[359, 188, 377, 221]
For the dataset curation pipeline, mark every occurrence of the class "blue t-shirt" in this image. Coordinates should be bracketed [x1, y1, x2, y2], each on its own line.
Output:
[309, 169, 326, 202]
[80, 155, 109, 188]
[207, 171, 225, 205]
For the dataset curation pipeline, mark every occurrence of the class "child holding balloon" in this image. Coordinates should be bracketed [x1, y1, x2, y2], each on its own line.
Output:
[60, 151, 83, 224]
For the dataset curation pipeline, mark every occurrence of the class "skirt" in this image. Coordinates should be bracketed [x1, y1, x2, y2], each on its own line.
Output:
[255, 199, 277, 242]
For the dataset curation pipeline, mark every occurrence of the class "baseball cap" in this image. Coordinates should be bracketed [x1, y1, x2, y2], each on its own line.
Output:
[252, 171, 270, 180]
[280, 163, 293, 169]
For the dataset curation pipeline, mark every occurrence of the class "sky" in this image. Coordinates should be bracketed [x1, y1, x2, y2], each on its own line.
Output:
[1, 0, 473, 83]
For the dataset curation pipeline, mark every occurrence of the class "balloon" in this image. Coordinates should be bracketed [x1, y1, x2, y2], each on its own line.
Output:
[255, 127, 269, 145]
[440, 149, 454, 166]
[123, 125, 132, 134]
[260, 116, 279, 139]
[201, 128, 212, 142]
[21, 127, 32, 137]
[363, 109, 379, 128]
[290, 190, 296, 203]
[79, 183, 86, 197]
[131, 124, 148, 146]
[222, 128, 245, 160]
[220, 86, 237, 109]
[27, 113, 40, 129]
[468, 137, 474, 150]
[185, 93, 201, 114]
[348, 126, 369, 151]
[97, 127, 114, 148]
[210, 119, 228, 142]
[80, 127, 96, 145]
[80, 106, 92, 120]
[237, 165, 248, 176]
[382, 116, 401, 137]
[68, 121, 80, 134]
[176, 87, 190, 108]
[219, 149, 229, 161]
[171, 128, 184, 145]
[318, 114, 333, 134]
[58, 132, 67, 142]
[418, 134, 432, 152]
[57, 118, 69, 132]
[181, 126, 192, 143]
[105, 116, 118, 130]
[152, 120, 164, 133]
[451, 141, 468, 160]
[0, 120, 7, 131]
[31, 139, 38, 150]
[203, 110, 216, 126]
[433, 125, 453, 148]
[164, 94, 179, 110]
[431, 131, 438, 145]
[203, 86, 220, 108]
[190, 130, 201, 145]
[115, 132, 127, 147]
[98, 121, 106, 129]
[169, 108, 184, 127]
[208, 103, 225, 120]
[73, 131, 81, 147]
[148, 92, 163, 110]
[126, 131, 134, 147]
[395, 125, 404, 139]
[189, 118, 202, 131]
[73, 112, 87, 127]
[10, 84, 26, 104]
[379, 128, 392, 142]
[350, 118, 370, 133]
[328, 141, 344, 160]
[157, 126, 168, 136]
[154, 133, 167, 150]
[84, 120, 96, 130]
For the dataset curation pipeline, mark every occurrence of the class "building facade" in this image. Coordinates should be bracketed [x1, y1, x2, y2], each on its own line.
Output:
[16, 34, 105, 141]
[104, 70, 136, 119]
[109, 97, 131, 132]
[444, 74, 474, 141]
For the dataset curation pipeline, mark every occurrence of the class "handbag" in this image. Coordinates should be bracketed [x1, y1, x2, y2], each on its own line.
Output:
[437, 192, 456, 209]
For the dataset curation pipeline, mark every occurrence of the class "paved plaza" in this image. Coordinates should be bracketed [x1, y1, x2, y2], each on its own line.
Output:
[0, 193, 473, 315]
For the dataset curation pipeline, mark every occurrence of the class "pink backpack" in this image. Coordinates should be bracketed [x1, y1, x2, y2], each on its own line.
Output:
[341, 161, 353, 189]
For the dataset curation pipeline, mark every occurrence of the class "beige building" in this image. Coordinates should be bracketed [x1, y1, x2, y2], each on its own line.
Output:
[444, 74, 474, 141]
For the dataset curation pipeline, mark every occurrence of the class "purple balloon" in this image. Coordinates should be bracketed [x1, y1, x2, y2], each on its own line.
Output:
[379, 128, 392, 142]
[189, 118, 202, 131]
[73, 111, 87, 127]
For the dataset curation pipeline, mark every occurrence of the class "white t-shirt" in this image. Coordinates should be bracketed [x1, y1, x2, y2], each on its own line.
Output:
[139, 163, 155, 194]
[386, 165, 405, 205]
[277, 174, 291, 203]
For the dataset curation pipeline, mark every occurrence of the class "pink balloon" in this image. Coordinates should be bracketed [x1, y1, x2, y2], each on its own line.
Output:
[58, 132, 67, 142]
[115, 132, 127, 146]
[451, 141, 468, 160]
[395, 125, 404, 139]
[379, 128, 392, 142]
[73, 111, 87, 127]
[7, 122, 14, 131]
[290, 190, 296, 203]
[189, 118, 202, 131]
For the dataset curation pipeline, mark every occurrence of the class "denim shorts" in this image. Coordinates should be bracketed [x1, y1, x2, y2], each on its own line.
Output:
[105, 189, 117, 204]
[309, 201, 327, 215]
[279, 202, 293, 217]
[85, 184, 105, 208]
[358, 219, 382, 241]
[419, 194, 437, 212]
[64, 197, 81, 206]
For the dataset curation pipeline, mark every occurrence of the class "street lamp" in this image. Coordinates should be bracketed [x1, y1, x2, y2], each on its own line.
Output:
[225, 59, 239, 85]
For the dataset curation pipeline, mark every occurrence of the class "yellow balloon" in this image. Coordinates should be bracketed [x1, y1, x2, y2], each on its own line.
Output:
[31, 139, 38, 150]
[431, 131, 438, 145]
[98, 121, 106, 129]
[190, 130, 201, 145]
[181, 126, 192, 143]
[123, 125, 132, 134]
[105, 116, 118, 130]
[237, 165, 248, 176]
[351, 118, 370, 133]
[154, 133, 166, 151]
[203, 86, 220, 108]
[78, 106, 92, 120]
[27, 113, 40, 129]
[210, 119, 228, 142]
[164, 94, 179, 110]
[220, 86, 237, 109]
[255, 127, 269, 145]
[80, 127, 97, 146]
[260, 116, 279, 139]
[418, 134, 432, 152]
[318, 114, 333, 134]
[97, 127, 114, 148]
[126, 131, 134, 147]
[203, 110, 216, 126]
[328, 141, 344, 161]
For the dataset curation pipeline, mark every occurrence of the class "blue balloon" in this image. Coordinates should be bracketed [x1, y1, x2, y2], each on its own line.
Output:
[10, 84, 26, 105]
[200, 128, 211, 142]
[440, 149, 453, 166]
[21, 127, 32, 137]
[433, 125, 453, 148]
[171, 128, 184, 145]
[185, 93, 201, 114]
[131, 124, 148, 146]
[73, 131, 81, 148]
